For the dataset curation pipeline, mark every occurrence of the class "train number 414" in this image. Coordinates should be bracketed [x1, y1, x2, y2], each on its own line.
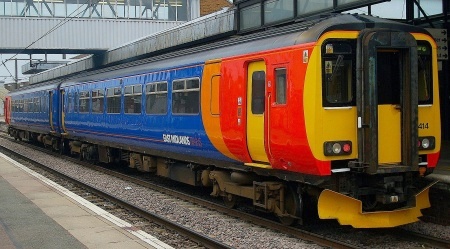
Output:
[418, 123, 429, 129]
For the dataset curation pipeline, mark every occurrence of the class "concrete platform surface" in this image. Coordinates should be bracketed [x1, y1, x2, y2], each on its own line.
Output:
[0, 152, 174, 249]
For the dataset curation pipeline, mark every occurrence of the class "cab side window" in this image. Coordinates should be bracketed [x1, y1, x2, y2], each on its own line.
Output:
[322, 41, 355, 107]
[275, 68, 287, 105]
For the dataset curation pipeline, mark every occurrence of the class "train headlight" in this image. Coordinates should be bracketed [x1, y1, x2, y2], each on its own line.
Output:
[332, 143, 341, 154]
[324, 141, 352, 156]
[422, 138, 430, 149]
[418, 137, 435, 150]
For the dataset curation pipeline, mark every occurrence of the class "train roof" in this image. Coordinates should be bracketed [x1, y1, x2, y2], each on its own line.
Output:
[8, 82, 60, 96]
[16, 14, 431, 91]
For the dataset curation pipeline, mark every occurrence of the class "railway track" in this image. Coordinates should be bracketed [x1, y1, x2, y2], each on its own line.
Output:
[0, 132, 357, 249]
[0, 143, 229, 249]
[378, 228, 450, 249]
[1, 131, 448, 249]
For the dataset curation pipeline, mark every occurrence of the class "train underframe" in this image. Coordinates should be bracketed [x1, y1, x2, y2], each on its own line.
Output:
[8, 127, 434, 228]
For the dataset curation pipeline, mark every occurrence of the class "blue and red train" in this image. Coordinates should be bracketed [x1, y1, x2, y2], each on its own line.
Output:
[4, 14, 441, 228]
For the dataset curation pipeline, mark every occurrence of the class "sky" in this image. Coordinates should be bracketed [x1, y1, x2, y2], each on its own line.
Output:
[0, 0, 444, 84]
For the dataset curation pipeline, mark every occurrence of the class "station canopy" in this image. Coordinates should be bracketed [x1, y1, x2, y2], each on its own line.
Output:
[234, 0, 389, 32]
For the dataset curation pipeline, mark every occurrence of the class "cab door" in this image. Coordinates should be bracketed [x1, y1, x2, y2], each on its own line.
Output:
[247, 61, 269, 163]
[377, 49, 403, 164]
[357, 30, 418, 173]
[267, 65, 289, 165]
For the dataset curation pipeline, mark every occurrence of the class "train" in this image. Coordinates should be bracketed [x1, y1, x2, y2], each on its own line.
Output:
[4, 14, 441, 228]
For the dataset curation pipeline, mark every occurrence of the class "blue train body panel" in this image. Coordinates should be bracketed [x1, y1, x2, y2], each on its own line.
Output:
[61, 63, 233, 163]
[9, 83, 61, 135]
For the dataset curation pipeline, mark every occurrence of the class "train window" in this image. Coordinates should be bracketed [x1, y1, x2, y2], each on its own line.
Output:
[24, 99, 29, 113]
[377, 50, 401, 105]
[23, 99, 27, 112]
[124, 86, 132, 95]
[146, 82, 168, 115]
[79, 91, 90, 113]
[73, 92, 79, 112]
[172, 78, 200, 114]
[275, 68, 287, 105]
[30, 99, 35, 112]
[34, 97, 40, 113]
[40, 96, 43, 113]
[68, 92, 74, 113]
[134, 85, 142, 94]
[322, 41, 355, 106]
[324, 58, 353, 104]
[173, 81, 184, 91]
[252, 71, 265, 114]
[92, 89, 105, 113]
[124, 85, 142, 114]
[418, 42, 433, 104]
[107, 87, 121, 114]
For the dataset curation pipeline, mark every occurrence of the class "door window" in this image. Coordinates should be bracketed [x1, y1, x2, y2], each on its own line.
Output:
[252, 71, 265, 114]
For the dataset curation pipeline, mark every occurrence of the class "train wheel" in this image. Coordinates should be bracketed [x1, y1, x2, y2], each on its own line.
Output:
[278, 185, 302, 226]
[223, 194, 238, 209]
[79, 148, 84, 161]
[52, 140, 59, 152]
[59, 139, 66, 155]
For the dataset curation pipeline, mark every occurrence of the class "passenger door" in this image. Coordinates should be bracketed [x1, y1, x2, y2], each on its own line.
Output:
[60, 89, 67, 134]
[49, 91, 55, 132]
[246, 61, 269, 163]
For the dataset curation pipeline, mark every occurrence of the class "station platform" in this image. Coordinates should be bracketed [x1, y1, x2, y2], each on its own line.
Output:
[0, 152, 173, 249]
